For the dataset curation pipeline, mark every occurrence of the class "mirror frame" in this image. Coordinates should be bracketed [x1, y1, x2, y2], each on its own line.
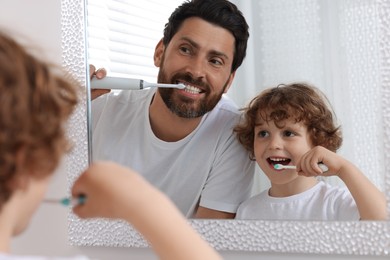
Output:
[62, 0, 390, 255]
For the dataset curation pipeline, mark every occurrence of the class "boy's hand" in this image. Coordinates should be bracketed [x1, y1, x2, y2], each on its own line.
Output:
[296, 146, 345, 177]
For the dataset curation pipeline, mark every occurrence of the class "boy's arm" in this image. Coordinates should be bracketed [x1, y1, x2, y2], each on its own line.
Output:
[298, 146, 387, 220]
[72, 161, 222, 260]
[337, 162, 387, 220]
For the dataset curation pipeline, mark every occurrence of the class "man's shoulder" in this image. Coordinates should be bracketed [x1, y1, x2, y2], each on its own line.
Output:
[213, 95, 241, 116]
[202, 95, 242, 130]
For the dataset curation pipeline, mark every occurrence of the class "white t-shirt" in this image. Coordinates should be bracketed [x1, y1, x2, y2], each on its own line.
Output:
[92, 89, 255, 217]
[0, 254, 88, 260]
[236, 181, 360, 220]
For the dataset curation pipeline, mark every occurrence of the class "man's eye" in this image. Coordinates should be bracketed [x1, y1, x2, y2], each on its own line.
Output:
[210, 58, 223, 66]
[179, 46, 191, 54]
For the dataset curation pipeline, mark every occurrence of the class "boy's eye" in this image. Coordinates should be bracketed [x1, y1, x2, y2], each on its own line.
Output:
[283, 130, 295, 137]
[257, 130, 269, 138]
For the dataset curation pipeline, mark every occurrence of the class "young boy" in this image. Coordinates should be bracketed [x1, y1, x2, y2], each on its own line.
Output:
[0, 31, 221, 260]
[234, 83, 387, 221]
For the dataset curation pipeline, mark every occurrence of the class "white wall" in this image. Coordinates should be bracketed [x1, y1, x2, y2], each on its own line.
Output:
[0, 1, 387, 259]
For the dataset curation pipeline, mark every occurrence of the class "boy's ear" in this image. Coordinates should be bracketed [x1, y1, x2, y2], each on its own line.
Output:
[9, 147, 30, 191]
[9, 174, 29, 192]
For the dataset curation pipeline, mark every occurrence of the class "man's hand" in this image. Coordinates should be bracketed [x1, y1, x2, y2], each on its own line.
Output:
[90, 64, 110, 100]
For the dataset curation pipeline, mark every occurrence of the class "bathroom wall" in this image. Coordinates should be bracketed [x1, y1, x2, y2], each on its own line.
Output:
[0, 1, 387, 259]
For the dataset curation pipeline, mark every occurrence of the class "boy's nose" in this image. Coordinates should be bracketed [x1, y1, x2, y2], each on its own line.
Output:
[268, 136, 283, 150]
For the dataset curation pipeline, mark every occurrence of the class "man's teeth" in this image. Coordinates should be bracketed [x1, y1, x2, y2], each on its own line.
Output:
[184, 85, 201, 94]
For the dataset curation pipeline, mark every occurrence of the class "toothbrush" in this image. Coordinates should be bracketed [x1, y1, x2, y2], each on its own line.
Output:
[91, 77, 186, 90]
[274, 163, 329, 172]
[43, 195, 86, 207]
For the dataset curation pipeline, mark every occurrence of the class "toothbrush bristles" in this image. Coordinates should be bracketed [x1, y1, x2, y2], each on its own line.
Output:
[274, 164, 296, 170]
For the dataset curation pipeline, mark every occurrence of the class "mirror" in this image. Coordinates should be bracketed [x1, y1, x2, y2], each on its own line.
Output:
[63, 0, 390, 256]
[87, 0, 386, 216]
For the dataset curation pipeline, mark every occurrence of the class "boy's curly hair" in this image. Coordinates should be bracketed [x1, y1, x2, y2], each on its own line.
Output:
[0, 32, 79, 208]
[234, 83, 342, 160]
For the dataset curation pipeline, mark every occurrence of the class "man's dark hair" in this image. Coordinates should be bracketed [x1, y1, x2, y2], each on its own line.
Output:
[163, 0, 249, 73]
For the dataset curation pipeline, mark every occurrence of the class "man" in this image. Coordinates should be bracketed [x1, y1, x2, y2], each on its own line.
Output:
[91, 0, 255, 218]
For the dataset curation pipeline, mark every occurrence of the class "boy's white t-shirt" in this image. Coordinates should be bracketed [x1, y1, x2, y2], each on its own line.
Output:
[0, 254, 89, 260]
[236, 181, 360, 221]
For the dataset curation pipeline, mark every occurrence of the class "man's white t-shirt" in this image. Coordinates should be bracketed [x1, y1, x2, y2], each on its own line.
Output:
[236, 181, 360, 220]
[92, 89, 255, 217]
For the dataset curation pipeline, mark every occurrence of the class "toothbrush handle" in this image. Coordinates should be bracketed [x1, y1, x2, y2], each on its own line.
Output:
[318, 163, 329, 173]
[91, 77, 144, 90]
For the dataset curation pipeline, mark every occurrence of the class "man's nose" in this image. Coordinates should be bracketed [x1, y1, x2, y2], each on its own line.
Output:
[185, 56, 206, 79]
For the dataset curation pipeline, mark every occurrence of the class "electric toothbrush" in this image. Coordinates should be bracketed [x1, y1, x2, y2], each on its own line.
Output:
[91, 77, 186, 90]
[43, 195, 87, 207]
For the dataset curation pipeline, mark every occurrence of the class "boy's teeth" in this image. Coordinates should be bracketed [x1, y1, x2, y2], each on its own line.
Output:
[271, 158, 288, 162]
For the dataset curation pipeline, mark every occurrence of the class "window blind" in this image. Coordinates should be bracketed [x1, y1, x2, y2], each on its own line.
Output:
[86, 0, 183, 83]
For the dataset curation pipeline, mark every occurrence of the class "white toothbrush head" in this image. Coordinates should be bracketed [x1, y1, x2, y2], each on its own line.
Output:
[273, 164, 296, 170]
[177, 83, 186, 89]
[273, 163, 328, 172]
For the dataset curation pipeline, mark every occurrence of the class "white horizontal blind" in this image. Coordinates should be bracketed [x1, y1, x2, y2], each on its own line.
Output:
[86, 0, 183, 83]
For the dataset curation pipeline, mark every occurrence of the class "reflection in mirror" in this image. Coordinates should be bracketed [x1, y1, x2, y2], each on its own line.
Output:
[87, 0, 386, 219]
[64, 0, 390, 256]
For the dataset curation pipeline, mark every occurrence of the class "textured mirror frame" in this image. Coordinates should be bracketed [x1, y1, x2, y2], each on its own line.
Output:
[62, 0, 390, 255]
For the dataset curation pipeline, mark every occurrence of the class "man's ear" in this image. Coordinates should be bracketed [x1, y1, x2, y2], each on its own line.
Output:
[223, 71, 236, 93]
[154, 39, 165, 67]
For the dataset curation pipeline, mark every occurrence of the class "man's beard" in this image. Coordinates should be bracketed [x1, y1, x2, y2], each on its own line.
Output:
[157, 68, 229, 119]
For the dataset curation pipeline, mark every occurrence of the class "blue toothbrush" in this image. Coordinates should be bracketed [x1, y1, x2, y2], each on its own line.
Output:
[43, 195, 86, 207]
